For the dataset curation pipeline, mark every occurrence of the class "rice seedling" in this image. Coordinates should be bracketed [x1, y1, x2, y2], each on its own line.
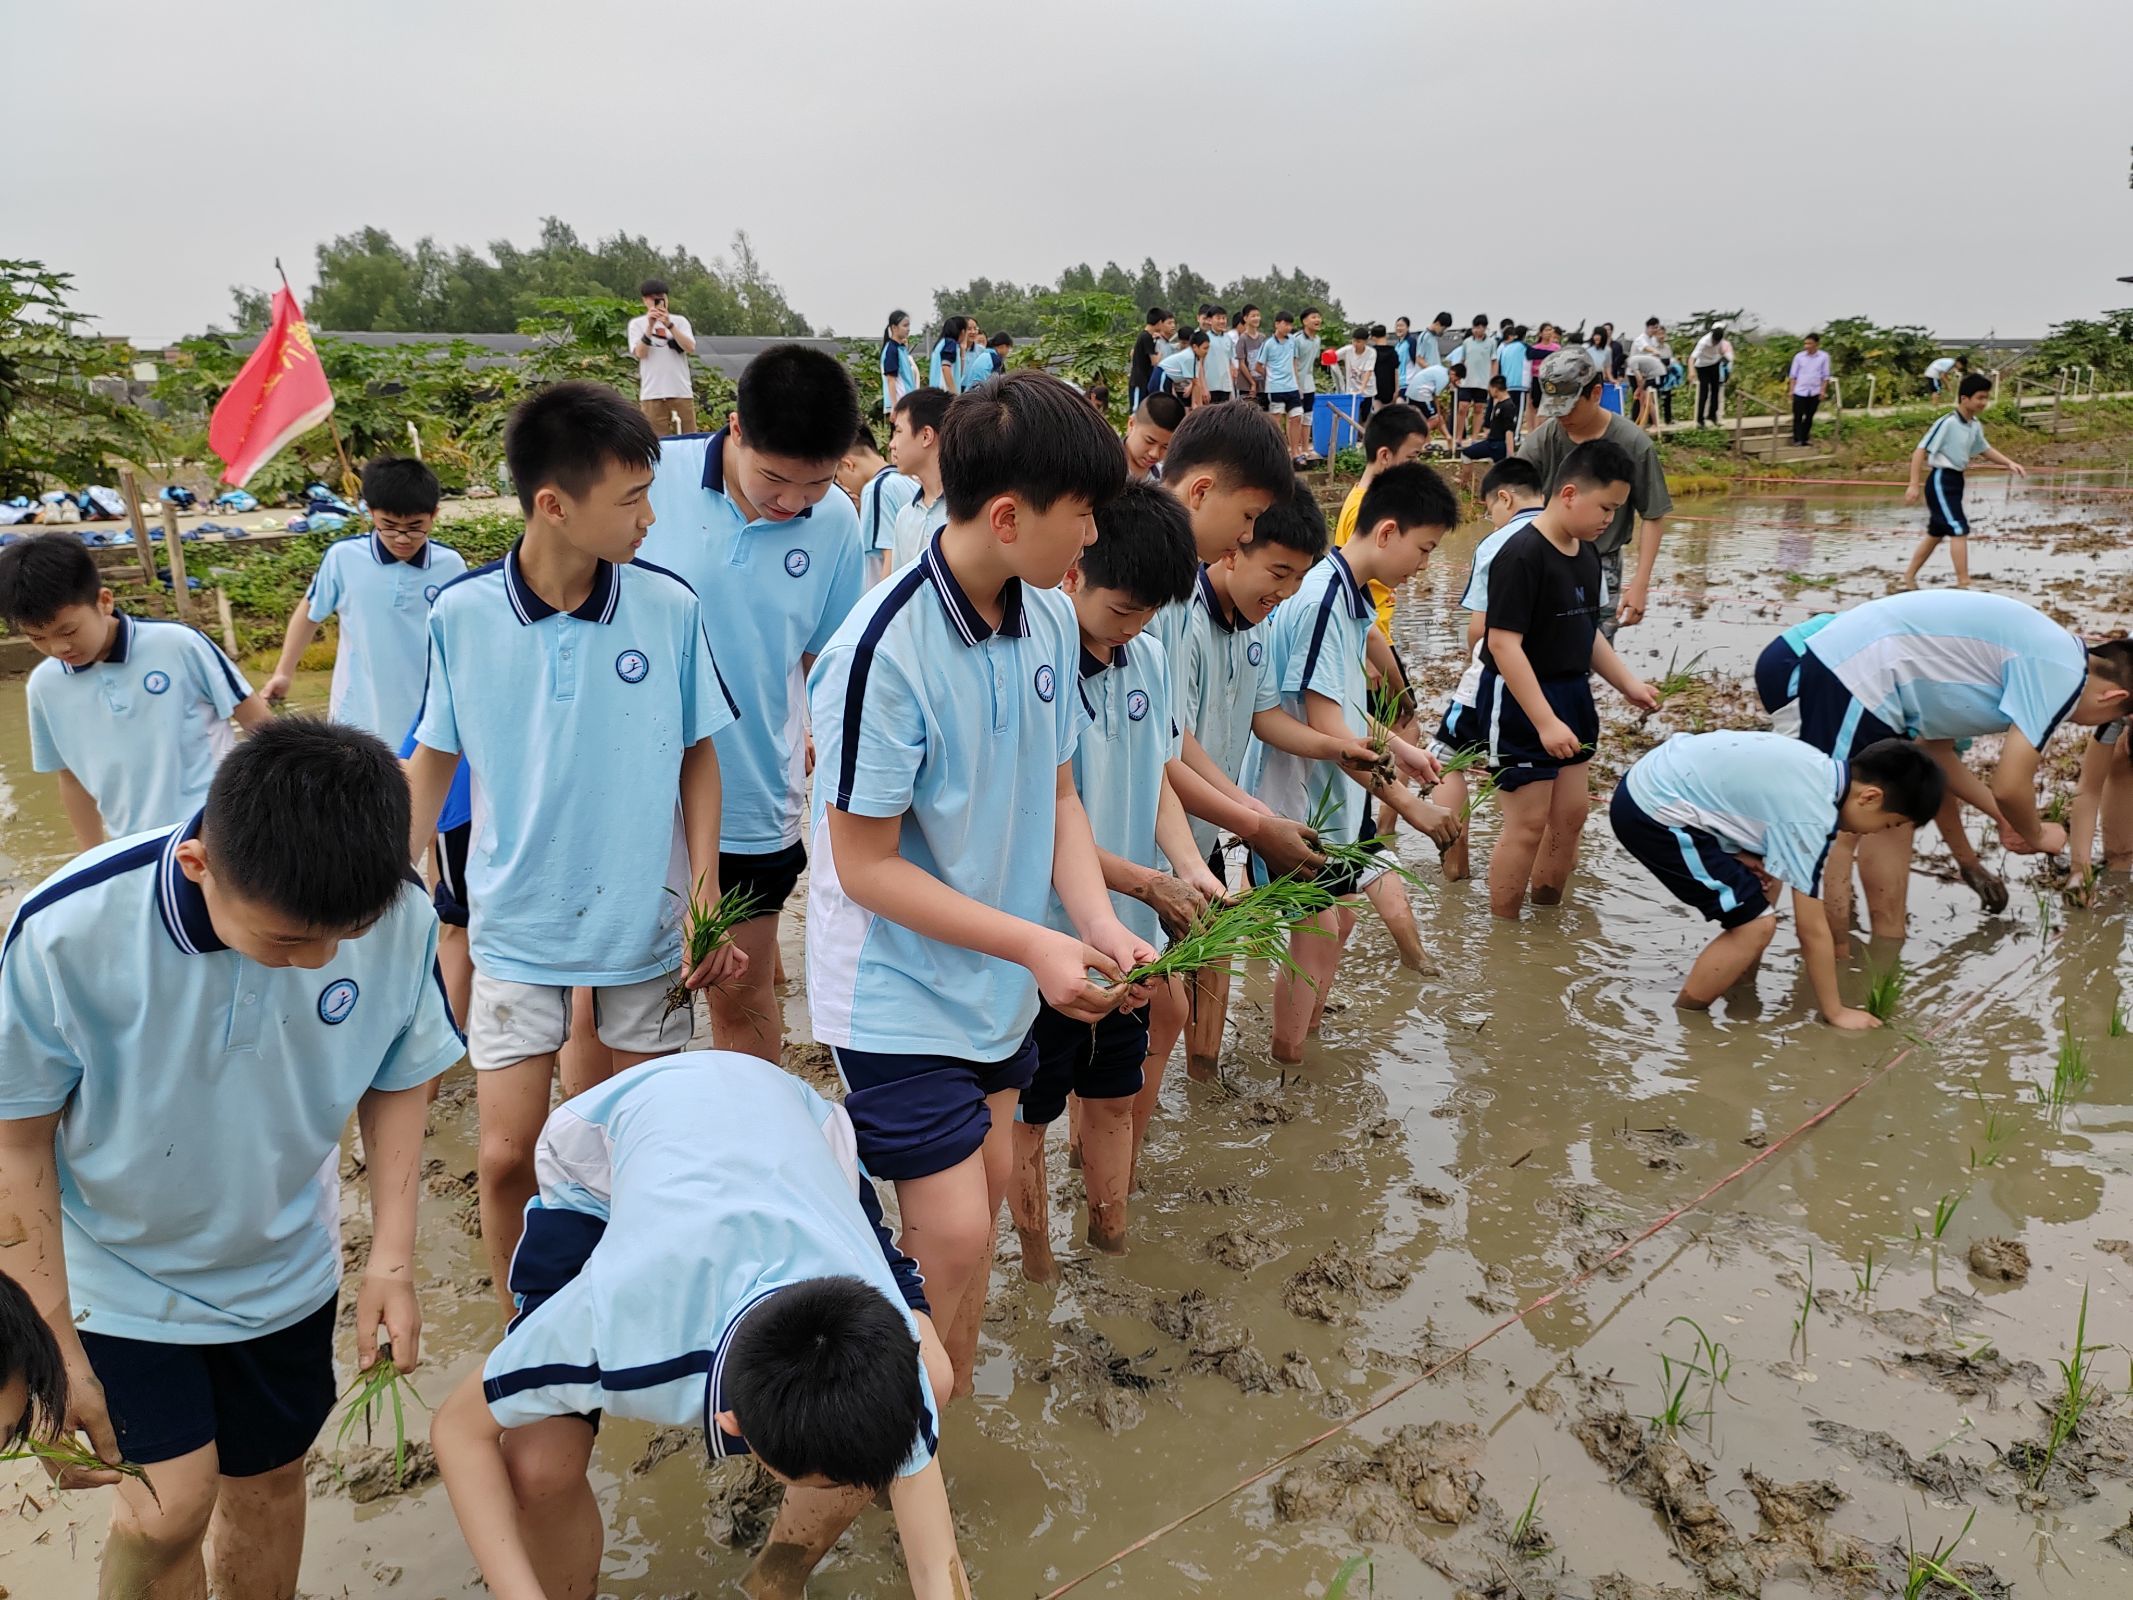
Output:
[1326, 1552, 1375, 1598]
[2064, 863, 2102, 910]
[1864, 962, 1904, 1022]
[1967, 1081, 2009, 1169]
[1458, 766, 1503, 823]
[0, 1435, 159, 1503]
[1781, 570, 1839, 590]
[334, 1348, 428, 1488]
[1901, 1507, 1982, 1600]
[1931, 1192, 1963, 1241]
[1791, 1245, 1817, 1355]
[1508, 1472, 1551, 1556]
[1853, 1246, 1881, 1299]
[1119, 878, 1331, 987]
[2044, 1007, 2090, 1114]
[2111, 985, 2126, 1038]
[1647, 1316, 1732, 1436]
[2034, 1283, 2106, 1489]
[2034, 889, 2057, 958]
[661, 876, 762, 1023]
[2041, 789, 2071, 825]
[1651, 647, 1709, 702]
[1306, 785, 1426, 890]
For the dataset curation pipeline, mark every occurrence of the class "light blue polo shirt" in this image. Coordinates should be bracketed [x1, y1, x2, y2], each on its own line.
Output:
[304, 532, 468, 743]
[642, 431, 866, 854]
[879, 337, 918, 402]
[929, 338, 958, 389]
[1625, 731, 1846, 899]
[1050, 640, 1181, 946]
[805, 533, 1088, 1058]
[857, 468, 919, 563]
[1156, 348, 1200, 391]
[1175, 567, 1276, 857]
[1805, 590, 2086, 748]
[889, 487, 948, 572]
[479, 1052, 938, 1476]
[0, 815, 462, 1342]
[1920, 412, 1989, 471]
[1260, 334, 1299, 393]
[1204, 331, 1236, 390]
[413, 546, 737, 986]
[26, 612, 251, 838]
[1499, 341, 1530, 390]
[1243, 550, 1374, 848]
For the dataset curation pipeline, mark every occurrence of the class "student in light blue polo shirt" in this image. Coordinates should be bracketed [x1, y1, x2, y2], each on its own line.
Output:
[1151, 330, 1208, 398]
[1009, 485, 1209, 1282]
[885, 388, 951, 571]
[1257, 312, 1303, 419]
[1203, 308, 1237, 402]
[1790, 589, 2133, 945]
[805, 371, 1149, 1395]
[1611, 732, 1943, 1026]
[1901, 371, 2028, 590]
[643, 346, 867, 1062]
[927, 315, 969, 392]
[858, 458, 919, 588]
[1244, 465, 1463, 1062]
[0, 721, 461, 1597]
[2, 532, 270, 851]
[405, 381, 740, 1314]
[262, 458, 468, 741]
[429, 1052, 967, 1600]
[879, 309, 919, 409]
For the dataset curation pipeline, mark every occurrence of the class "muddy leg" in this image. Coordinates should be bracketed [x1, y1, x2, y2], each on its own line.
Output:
[1079, 1095, 1136, 1253]
[1130, 977, 1188, 1176]
[437, 922, 473, 1030]
[1527, 763, 1591, 906]
[1274, 907, 1344, 1062]
[1309, 907, 1357, 1034]
[1008, 1119, 1056, 1283]
[710, 914, 783, 1061]
[745, 1482, 876, 1600]
[497, 1418, 600, 1600]
[1362, 871, 1432, 971]
[2103, 744, 2133, 866]
[1185, 965, 1230, 1080]
[940, 1088, 1020, 1397]
[205, 1458, 306, 1600]
[1677, 915, 1777, 1008]
[99, 1443, 216, 1600]
[1489, 781, 1553, 918]
[477, 1053, 559, 1318]
[1900, 534, 1936, 589]
[1949, 535, 1970, 586]
[892, 1144, 995, 1398]
[1856, 821, 1917, 942]
[1427, 771, 1471, 880]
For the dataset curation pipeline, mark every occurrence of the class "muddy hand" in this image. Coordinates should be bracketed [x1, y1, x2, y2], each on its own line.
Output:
[49, 1351, 123, 1489]
[686, 943, 750, 989]
[1958, 861, 2010, 914]
[1142, 873, 1209, 941]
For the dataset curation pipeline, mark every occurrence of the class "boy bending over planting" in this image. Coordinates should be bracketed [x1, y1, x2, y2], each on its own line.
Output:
[1611, 732, 1944, 1022]
[432, 1053, 965, 1600]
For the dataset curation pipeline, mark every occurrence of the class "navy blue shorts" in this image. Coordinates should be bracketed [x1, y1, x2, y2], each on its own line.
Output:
[1477, 667, 1599, 792]
[1205, 390, 1232, 405]
[719, 840, 806, 919]
[434, 823, 471, 927]
[77, 1294, 338, 1475]
[1433, 698, 1486, 757]
[1924, 467, 1968, 538]
[833, 1034, 1040, 1179]
[1795, 651, 1902, 760]
[1300, 392, 1316, 414]
[1019, 1000, 1150, 1125]
[1608, 784, 1772, 930]
[1754, 635, 1807, 714]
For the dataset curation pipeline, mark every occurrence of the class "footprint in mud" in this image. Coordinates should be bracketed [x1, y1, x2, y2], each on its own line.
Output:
[1806, 1418, 1983, 1498]
[1283, 1247, 1413, 1323]
[1023, 1324, 1169, 1435]
[1206, 1226, 1283, 1272]
[1618, 1122, 1695, 1171]
[1272, 1419, 1485, 1539]
[1572, 1408, 1760, 1596]
[1965, 1236, 2030, 1283]
[780, 1039, 843, 1100]
[308, 1442, 439, 1504]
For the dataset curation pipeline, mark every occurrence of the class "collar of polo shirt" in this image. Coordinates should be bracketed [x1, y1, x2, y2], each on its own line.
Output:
[698, 428, 816, 523]
[1078, 640, 1130, 679]
[60, 610, 133, 675]
[502, 543, 621, 626]
[919, 530, 1029, 645]
[1195, 566, 1242, 633]
[370, 532, 435, 568]
[701, 1285, 781, 1462]
[155, 812, 228, 955]
[1326, 549, 1369, 619]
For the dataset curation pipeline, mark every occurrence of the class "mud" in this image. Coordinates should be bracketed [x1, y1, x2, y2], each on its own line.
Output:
[1965, 1235, 2030, 1282]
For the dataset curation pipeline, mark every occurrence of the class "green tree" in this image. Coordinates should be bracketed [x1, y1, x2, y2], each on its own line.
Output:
[2031, 309, 2133, 385]
[1219, 266, 1345, 325]
[0, 260, 159, 497]
[1027, 291, 1140, 422]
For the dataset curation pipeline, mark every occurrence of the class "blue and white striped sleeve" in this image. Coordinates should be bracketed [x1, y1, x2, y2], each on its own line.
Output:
[305, 544, 346, 623]
[185, 629, 252, 716]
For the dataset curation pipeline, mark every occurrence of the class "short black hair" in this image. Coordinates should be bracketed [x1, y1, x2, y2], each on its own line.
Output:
[1355, 461, 1458, 537]
[202, 719, 411, 930]
[737, 344, 861, 463]
[1480, 456, 1547, 499]
[1850, 738, 1946, 826]
[1556, 438, 1637, 495]
[1145, 306, 1170, 325]
[1432, 311, 1453, 326]
[1136, 392, 1186, 432]
[1207, 304, 1228, 319]
[1299, 305, 1319, 319]
[2089, 638, 2133, 692]
[1361, 402, 1430, 459]
[1471, 313, 1489, 327]
[504, 381, 660, 514]
[849, 419, 882, 454]
[1080, 483, 1198, 608]
[360, 456, 441, 517]
[1246, 481, 1331, 559]
[0, 533, 102, 627]
[1238, 303, 1259, 319]
[1958, 372, 1993, 401]
[1488, 374, 1508, 391]
[1185, 329, 1211, 348]
[1087, 382, 1110, 409]
[1448, 363, 1468, 381]
[891, 386, 952, 438]
[638, 278, 669, 299]
[1163, 400, 1293, 499]
[0, 1268, 65, 1446]
[939, 369, 1126, 522]
[1274, 311, 1294, 326]
[723, 1277, 926, 1493]
[987, 332, 1013, 350]
[1369, 323, 1388, 338]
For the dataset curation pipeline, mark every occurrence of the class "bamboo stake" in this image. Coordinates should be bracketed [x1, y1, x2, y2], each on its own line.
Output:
[117, 466, 157, 585]
[160, 502, 192, 621]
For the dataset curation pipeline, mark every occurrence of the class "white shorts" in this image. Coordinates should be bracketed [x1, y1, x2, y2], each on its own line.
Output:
[467, 969, 688, 1072]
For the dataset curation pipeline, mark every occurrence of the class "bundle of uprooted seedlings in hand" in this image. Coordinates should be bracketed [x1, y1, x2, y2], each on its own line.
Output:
[662, 876, 763, 1022]
[1644, 648, 1710, 720]
[1307, 784, 1426, 889]
[0, 1434, 160, 1503]
[1121, 876, 1336, 986]
[333, 1349, 428, 1488]
[1364, 679, 1414, 788]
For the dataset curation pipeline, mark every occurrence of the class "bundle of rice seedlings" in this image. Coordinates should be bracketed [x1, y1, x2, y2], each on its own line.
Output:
[334, 1349, 428, 1488]
[1121, 877, 1334, 985]
[0, 1435, 159, 1503]
[662, 876, 763, 1022]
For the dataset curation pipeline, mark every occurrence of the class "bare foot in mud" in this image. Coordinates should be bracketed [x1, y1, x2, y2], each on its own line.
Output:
[1017, 1228, 1058, 1283]
[1087, 1215, 1126, 1255]
[1530, 884, 1564, 907]
[1960, 860, 2010, 913]
[1186, 1053, 1221, 1083]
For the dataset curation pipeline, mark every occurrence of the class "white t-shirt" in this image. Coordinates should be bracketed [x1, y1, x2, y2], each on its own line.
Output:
[1925, 357, 1957, 380]
[627, 313, 695, 400]
[1337, 346, 1375, 394]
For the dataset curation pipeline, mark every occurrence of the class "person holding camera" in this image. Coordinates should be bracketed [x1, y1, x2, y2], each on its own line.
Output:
[629, 277, 699, 434]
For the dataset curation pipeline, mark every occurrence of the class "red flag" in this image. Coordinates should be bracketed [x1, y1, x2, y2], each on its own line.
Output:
[209, 285, 334, 487]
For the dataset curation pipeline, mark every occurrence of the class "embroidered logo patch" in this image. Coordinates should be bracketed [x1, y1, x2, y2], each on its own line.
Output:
[142, 670, 171, 694]
[1034, 664, 1057, 703]
[615, 649, 650, 684]
[317, 978, 360, 1025]
[1246, 641, 1265, 666]
[1126, 689, 1151, 721]
[783, 549, 810, 578]
[424, 584, 442, 603]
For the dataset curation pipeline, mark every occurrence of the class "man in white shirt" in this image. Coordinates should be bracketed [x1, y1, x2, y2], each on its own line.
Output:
[628, 277, 698, 434]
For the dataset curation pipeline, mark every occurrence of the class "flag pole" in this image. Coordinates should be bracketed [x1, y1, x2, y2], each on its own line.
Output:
[276, 258, 359, 497]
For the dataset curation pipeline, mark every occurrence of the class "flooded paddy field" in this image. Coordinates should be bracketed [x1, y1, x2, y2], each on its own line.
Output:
[6, 473, 2133, 1597]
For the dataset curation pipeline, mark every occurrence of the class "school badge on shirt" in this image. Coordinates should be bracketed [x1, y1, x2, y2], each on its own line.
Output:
[1246, 641, 1264, 665]
[143, 670, 171, 694]
[1126, 689, 1151, 720]
[317, 978, 361, 1025]
[615, 649, 651, 684]
[783, 549, 810, 578]
[1034, 664, 1057, 702]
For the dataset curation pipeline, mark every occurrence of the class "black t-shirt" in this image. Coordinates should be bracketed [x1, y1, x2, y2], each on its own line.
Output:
[1484, 397, 1517, 441]
[1373, 344, 1399, 402]
[1481, 524, 1601, 679]
[1130, 330, 1157, 393]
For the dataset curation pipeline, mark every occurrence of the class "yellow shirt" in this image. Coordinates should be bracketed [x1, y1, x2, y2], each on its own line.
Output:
[1332, 483, 1397, 635]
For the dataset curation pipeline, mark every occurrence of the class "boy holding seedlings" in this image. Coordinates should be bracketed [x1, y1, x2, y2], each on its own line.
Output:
[405, 381, 744, 1317]
[0, 720, 463, 1600]
[886, 387, 952, 571]
[1245, 462, 1464, 1062]
[642, 346, 868, 1063]
[262, 456, 469, 740]
[1010, 483, 1210, 1280]
[1480, 438, 1662, 919]
[804, 371, 1154, 1396]
[1172, 482, 1330, 1077]
[1426, 456, 1548, 882]
[2, 532, 272, 850]
[431, 1051, 967, 1600]
[1610, 730, 1945, 1024]
[1900, 372, 2025, 591]
[1787, 591, 2133, 946]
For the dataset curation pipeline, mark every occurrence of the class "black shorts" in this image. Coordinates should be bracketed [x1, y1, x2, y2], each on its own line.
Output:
[1476, 667, 1599, 792]
[1456, 386, 1490, 407]
[1609, 784, 1774, 930]
[1433, 698, 1486, 757]
[434, 823, 470, 927]
[1924, 467, 1969, 538]
[77, 1294, 338, 1475]
[1754, 635, 1807, 714]
[1300, 392, 1316, 414]
[718, 840, 807, 918]
[831, 1034, 1040, 1179]
[1205, 389, 1232, 404]
[1795, 651, 1902, 760]
[1019, 1000, 1150, 1125]
[1248, 834, 1385, 900]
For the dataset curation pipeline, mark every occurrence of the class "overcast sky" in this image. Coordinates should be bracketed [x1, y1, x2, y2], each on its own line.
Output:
[8, 0, 2129, 345]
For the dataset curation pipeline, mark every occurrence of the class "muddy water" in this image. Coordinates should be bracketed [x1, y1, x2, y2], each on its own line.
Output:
[7, 475, 2133, 1597]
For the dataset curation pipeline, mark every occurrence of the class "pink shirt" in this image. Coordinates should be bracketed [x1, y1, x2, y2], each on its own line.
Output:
[1789, 348, 1831, 395]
